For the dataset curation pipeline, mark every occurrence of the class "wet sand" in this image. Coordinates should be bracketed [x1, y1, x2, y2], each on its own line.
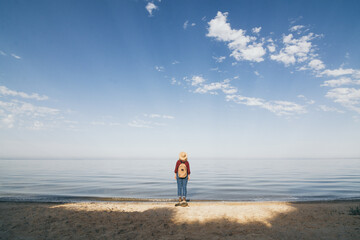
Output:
[1, 201, 360, 239]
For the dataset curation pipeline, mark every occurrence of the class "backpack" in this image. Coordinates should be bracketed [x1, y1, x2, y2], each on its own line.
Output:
[178, 161, 187, 178]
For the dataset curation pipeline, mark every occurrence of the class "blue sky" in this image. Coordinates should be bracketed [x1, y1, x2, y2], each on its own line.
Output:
[1, 0, 360, 159]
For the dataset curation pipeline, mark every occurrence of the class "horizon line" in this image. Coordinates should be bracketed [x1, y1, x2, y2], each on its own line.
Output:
[0, 156, 359, 160]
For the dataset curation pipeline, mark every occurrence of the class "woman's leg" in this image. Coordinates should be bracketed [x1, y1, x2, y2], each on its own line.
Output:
[180, 178, 185, 197]
[183, 177, 188, 198]
[176, 174, 182, 197]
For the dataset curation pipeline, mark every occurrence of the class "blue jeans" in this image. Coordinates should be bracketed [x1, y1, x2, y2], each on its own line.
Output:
[176, 174, 188, 198]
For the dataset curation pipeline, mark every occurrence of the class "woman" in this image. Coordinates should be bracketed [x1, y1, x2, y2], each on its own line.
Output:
[174, 152, 190, 206]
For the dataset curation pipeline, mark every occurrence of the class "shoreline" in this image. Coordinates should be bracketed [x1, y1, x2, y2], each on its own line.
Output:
[1, 196, 360, 204]
[1, 200, 360, 239]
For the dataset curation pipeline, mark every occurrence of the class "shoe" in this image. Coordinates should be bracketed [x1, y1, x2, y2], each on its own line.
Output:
[175, 197, 182, 207]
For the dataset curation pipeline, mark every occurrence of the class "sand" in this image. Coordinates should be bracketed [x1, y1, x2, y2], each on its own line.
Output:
[1, 201, 360, 239]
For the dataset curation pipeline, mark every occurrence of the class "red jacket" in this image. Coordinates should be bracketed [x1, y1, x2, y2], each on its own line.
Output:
[174, 160, 191, 175]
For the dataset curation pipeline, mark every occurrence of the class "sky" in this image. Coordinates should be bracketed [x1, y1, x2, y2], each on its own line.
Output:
[0, 0, 360, 159]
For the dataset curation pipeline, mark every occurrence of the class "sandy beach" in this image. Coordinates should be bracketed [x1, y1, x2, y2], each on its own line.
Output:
[0, 201, 359, 239]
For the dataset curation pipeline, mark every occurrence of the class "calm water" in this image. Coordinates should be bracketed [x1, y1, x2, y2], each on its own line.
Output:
[0, 159, 359, 202]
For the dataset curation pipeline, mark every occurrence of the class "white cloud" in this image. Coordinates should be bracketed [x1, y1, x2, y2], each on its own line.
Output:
[90, 121, 106, 126]
[0, 50, 6, 56]
[148, 114, 161, 118]
[318, 105, 344, 113]
[155, 66, 164, 72]
[307, 100, 315, 104]
[194, 79, 237, 95]
[11, 53, 21, 59]
[0, 86, 70, 130]
[271, 51, 296, 65]
[254, 70, 264, 78]
[321, 68, 355, 77]
[31, 121, 44, 130]
[230, 42, 266, 62]
[129, 113, 174, 128]
[354, 70, 360, 79]
[144, 113, 175, 119]
[186, 75, 304, 116]
[226, 94, 263, 106]
[64, 120, 78, 124]
[226, 95, 306, 116]
[191, 75, 206, 86]
[109, 122, 122, 126]
[213, 56, 226, 63]
[297, 94, 306, 99]
[128, 119, 153, 128]
[183, 20, 189, 29]
[290, 16, 303, 25]
[289, 25, 305, 32]
[264, 100, 307, 115]
[184, 20, 195, 29]
[2, 114, 14, 128]
[319, 68, 360, 108]
[207, 12, 266, 62]
[0, 99, 60, 129]
[270, 33, 316, 66]
[171, 77, 180, 85]
[321, 77, 360, 87]
[326, 87, 360, 113]
[326, 88, 360, 104]
[297, 94, 315, 104]
[146, 2, 158, 16]
[0, 86, 84, 131]
[308, 59, 325, 71]
[162, 115, 175, 119]
[172, 60, 180, 64]
[267, 42, 276, 53]
[252, 27, 261, 34]
[0, 100, 59, 116]
[0, 86, 49, 101]
[207, 12, 237, 42]
[89, 121, 123, 127]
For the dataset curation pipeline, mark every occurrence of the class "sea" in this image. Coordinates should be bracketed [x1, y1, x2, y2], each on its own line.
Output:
[0, 158, 359, 202]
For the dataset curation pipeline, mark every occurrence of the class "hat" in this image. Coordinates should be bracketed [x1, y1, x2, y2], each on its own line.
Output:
[179, 152, 188, 161]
